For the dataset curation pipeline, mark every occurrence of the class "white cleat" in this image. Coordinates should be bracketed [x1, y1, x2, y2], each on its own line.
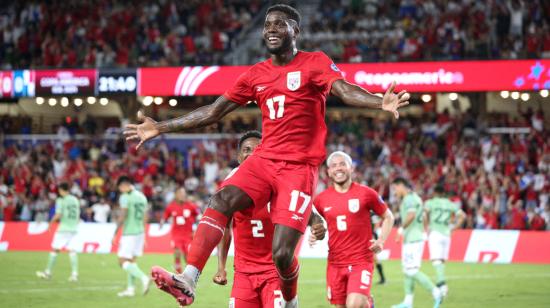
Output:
[117, 288, 136, 297]
[282, 296, 298, 308]
[68, 274, 78, 282]
[141, 276, 151, 295]
[36, 271, 51, 280]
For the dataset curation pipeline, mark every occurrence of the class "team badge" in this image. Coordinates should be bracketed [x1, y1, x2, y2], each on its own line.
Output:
[348, 199, 360, 213]
[287, 71, 301, 91]
[330, 63, 340, 72]
[184, 209, 191, 217]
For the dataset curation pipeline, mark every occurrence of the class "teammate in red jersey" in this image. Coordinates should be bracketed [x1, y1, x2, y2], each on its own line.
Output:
[212, 131, 326, 308]
[124, 4, 408, 307]
[160, 187, 201, 273]
[311, 151, 395, 308]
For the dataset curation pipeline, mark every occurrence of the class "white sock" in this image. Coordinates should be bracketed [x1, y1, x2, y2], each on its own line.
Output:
[182, 265, 200, 286]
[404, 294, 414, 305]
[432, 287, 441, 299]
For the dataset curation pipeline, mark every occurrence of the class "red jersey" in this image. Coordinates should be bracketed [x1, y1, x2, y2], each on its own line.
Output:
[232, 204, 275, 274]
[163, 201, 200, 240]
[314, 183, 387, 265]
[224, 51, 344, 165]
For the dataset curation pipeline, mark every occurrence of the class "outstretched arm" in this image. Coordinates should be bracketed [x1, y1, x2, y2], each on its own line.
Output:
[124, 95, 241, 149]
[330, 79, 410, 119]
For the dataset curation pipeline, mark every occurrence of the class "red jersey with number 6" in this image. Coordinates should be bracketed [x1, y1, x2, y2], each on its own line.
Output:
[313, 183, 388, 265]
[224, 51, 344, 166]
[232, 204, 276, 274]
[163, 201, 200, 241]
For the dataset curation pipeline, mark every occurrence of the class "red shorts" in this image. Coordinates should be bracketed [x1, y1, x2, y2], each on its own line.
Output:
[230, 270, 282, 308]
[171, 237, 191, 255]
[222, 155, 318, 233]
[326, 263, 374, 305]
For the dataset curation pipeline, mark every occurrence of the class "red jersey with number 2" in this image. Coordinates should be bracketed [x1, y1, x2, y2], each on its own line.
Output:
[163, 201, 200, 240]
[232, 204, 275, 274]
[224, 51, 344, 165]
[314, 183, 388, 265]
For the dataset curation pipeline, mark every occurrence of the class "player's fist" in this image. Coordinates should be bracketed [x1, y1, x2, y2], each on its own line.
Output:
[213, 269, 227, 285]
[368, 239, 384, 253]
[311, 223, 326, 241]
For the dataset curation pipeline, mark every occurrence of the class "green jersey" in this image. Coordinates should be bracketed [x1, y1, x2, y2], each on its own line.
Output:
[425, 197, 460, 236]
[400, 192, 424, 243]
[120, 189, 148, 235]
[55, 195, 80, 233]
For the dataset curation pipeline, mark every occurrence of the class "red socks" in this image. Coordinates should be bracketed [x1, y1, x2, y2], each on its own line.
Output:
[174, 256, 182, 273]
[187, 208, 228, 271]
[277, 257, 300, 301]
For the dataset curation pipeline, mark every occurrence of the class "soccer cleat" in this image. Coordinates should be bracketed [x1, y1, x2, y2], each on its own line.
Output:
[433, 296, 442, 308]
[36, 271, 51, 280]
[391, 303, 412, 308]
[282, 296, 298, 308]
[117, 288, 136, 297]
[151, 266, 194, 306]
[141, 276, 151, 295]
[68, 274, 78, 282]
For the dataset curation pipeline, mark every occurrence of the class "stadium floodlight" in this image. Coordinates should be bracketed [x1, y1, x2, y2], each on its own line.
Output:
[511, 92, 520, 100]
[60, 97, 69, 107]
[36, 97, 45, 105]
[169, 99, 177, 106]
[74, 98, 83, 106]
[448, 93, 458, 101]
[87, 96, 96, 104]
[421, 94, 431, 103]
[500, 91, 510, 99]
[540, 89, 549, 98]
[143, 96, 153, 106]
[48, 98, 57, 106]
[520, 93, 530, 102]
[154, 97, 163, 105]
[99, 98, 109, 105]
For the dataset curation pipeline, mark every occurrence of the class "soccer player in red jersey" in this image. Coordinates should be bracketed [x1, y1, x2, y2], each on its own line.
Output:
[213, 131, 326, 308]
[160, 187, 201, 273]
[124, 4, 408, 307]
[311, 151, 395, 308]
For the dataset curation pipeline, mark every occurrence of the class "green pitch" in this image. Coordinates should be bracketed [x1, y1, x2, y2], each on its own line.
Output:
[1, 252, 549, 308]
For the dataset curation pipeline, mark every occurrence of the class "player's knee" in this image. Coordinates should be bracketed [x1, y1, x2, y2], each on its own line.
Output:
[346, 295, 369, 308]
[272, 245, 293, 270]
[404, 267, 419, 276]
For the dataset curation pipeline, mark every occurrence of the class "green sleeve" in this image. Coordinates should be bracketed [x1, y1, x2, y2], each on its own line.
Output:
[119, 194, 128, 209]
[55, 198, 63, 214]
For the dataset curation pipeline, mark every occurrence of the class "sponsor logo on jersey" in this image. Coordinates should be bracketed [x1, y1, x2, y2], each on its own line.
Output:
[324, 207, 332, 212]
[287, 71, 301, 91]
[348, 199, 360, 213]
[256, 85, 267, 92]
[291, 214, 304, 221]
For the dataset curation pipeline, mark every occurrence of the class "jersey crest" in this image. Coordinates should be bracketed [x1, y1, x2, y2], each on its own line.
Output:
[348, 199, 360, 213]
[287, 71, 301, 91]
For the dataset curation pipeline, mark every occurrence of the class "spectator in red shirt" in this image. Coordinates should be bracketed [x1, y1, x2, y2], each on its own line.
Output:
[507, 200, 527, 230]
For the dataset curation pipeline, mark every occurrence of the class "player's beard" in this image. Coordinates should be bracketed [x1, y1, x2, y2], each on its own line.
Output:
[265, 34, 292, 55]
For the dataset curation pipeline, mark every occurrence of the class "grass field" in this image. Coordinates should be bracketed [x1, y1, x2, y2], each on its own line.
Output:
[0, 252, 549, 308]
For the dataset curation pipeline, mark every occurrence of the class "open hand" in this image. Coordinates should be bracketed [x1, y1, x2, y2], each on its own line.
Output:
[382, 81, 410, 119]
[123, 111, 160, 150]
[212, 269, 227, 285]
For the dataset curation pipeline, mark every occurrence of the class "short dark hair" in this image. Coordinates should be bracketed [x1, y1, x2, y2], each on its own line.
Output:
[434, 184, 446, 194]
[117, 176, 133, 186]
[58, 182, 70, 192]
[392, 177, 410, 187]
[266, 4, 301, 26]
[238, 130, 262, 150]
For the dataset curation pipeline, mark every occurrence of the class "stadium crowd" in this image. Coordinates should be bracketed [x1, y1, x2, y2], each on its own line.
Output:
[1, 0, 549, 69]
[0, 109, 548, 230]
[0, 0, 261, 69]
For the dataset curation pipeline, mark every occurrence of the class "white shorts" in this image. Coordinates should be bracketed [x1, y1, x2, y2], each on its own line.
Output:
[428, 231, 451, 261]
[117, 234, 145, 259]
[402, 241, 425, 272]
[51, 232, 77, 251]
